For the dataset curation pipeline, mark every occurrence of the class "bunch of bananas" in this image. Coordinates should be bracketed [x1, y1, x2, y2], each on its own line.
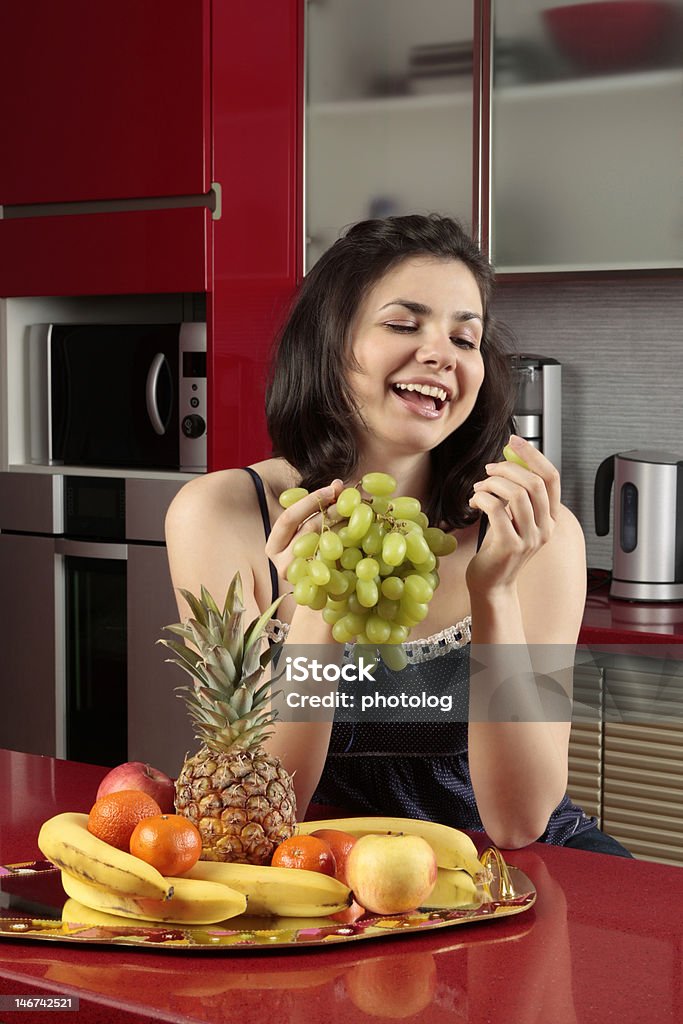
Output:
[299, 815, 485, 910]
[38, 812, 352, 925]
[40, 812, 484, 926]
[299, 815, 484, 875]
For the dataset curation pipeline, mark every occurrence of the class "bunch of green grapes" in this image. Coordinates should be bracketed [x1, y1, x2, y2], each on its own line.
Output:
[279, 473, 457, 670]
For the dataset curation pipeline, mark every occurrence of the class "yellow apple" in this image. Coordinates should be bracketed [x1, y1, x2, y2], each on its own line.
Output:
[345, 834, 437, 915]
[345, 951, 437, 1019]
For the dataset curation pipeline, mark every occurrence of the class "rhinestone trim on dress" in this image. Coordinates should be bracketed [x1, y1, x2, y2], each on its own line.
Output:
[265, 616, 472, 662]
[401, 616, 472, 662]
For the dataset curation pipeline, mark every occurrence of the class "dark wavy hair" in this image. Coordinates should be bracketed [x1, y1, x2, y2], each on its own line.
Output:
[266, 213, 516, 529]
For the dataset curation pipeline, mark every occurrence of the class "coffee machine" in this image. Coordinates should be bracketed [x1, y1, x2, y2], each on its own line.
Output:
[510, 354, 562, 473]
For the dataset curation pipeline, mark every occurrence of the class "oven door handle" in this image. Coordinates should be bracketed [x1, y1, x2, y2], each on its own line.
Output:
[55, 539, 128, 560]
[146, 352, 168, 436]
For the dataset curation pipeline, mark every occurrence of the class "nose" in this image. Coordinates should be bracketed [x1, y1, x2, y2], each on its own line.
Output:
[415, 329, 455, 371]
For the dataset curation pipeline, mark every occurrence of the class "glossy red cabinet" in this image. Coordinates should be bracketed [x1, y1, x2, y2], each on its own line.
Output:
[208, 0, 302, 468]
[0, 0, 210, 205]
[0, 0, 302, 471]
[0, 208, 210, 297]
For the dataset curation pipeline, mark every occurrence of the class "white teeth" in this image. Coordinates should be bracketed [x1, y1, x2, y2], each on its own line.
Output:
[394, 382, 448, 402]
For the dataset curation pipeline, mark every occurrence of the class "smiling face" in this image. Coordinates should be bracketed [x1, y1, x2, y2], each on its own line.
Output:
[347, 256, 486, 459]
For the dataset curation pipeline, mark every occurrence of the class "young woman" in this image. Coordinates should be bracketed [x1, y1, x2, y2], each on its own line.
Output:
[166, 214, 631, 856]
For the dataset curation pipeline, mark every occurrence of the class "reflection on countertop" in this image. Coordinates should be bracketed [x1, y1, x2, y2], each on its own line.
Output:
[581, 570, 683, 643]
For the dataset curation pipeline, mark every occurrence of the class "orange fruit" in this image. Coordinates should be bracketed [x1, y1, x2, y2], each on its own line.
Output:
[87, 790, 162, 851]
[129, 814, 202, 875]
[271, 835, 336, 876]
[310, 828, 357, 886]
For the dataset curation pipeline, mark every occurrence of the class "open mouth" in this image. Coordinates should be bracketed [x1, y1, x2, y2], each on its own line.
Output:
[391, 382, 448, 415]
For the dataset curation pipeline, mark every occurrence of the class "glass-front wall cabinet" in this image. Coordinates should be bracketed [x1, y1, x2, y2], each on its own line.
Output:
[491, 0, 683, 272]
[305, 0, 475, 272]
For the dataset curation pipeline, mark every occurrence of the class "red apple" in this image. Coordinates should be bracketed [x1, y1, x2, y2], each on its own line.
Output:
[96, 761, 175, 813]
[345, 834, 438, 915]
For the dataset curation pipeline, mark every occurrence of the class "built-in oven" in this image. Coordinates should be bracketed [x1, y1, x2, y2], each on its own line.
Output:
[58, 477, 128, 765]
[0, 473, 195, 774]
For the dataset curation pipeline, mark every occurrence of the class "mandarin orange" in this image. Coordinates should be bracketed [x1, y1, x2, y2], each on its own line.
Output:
[329, 899, 365, 925]
[310, 828, 357, 886]
[271, 835, 336, 876]
[129, 814, 202, 875]
[87, 790, 162, 851]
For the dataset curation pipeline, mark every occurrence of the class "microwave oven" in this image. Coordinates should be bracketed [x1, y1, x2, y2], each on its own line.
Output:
[28, 322, 207, 472]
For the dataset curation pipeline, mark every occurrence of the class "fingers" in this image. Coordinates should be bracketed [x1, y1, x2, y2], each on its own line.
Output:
[477, 469, 551, 533]
[468, 488, 519, 535]
[266, 480, 344, 557]
[501, 436, 562, 516]
[471, 476, 538, 538]
[470, 436, 561, 548]
[483, 440, 560, 519]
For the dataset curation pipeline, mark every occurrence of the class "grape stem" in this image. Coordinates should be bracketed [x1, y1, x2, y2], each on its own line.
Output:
[316, 498, 329, 534]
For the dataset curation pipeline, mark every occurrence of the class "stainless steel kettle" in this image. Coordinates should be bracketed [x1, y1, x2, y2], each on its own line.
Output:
[594, 449, 683, 602]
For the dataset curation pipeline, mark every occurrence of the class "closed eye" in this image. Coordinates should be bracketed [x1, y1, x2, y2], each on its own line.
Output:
[452, 337, 478, 350]
[385, 322, 417, 333]
[385, 322, 480, 349]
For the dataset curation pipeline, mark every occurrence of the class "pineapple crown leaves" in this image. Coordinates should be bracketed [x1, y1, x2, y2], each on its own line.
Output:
[160, 575, 283, 675]
[189, 717, 276, 754]
[156, 573, 286, 749]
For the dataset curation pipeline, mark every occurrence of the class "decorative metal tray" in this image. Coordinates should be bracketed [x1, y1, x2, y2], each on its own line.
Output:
[0, 848, 535, 951]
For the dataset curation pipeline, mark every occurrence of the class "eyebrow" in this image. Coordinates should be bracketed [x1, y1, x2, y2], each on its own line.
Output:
[378, 299, 484, 325]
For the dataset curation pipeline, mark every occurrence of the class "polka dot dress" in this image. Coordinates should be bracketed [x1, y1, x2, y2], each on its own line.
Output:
[243, 467, 596, 848]
[311, 622, 598, 846]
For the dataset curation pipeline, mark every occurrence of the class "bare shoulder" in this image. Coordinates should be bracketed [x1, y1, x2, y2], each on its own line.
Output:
[169, 459, 296, 518]
[551, 502, 586, 555]
[518, 502, 587, 643]
[165, 460, 295, 620]
[166, 467, 259, 533]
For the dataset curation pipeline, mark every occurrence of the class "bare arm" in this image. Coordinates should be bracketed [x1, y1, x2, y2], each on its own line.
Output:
[259, 480, 345, 814]
[165, 471, 344, 816]
[466, 438, 586, 848]
[165, 471, 264, 623]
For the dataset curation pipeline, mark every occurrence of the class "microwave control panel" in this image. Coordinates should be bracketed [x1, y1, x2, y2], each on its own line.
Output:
[179, 323, 207, 472]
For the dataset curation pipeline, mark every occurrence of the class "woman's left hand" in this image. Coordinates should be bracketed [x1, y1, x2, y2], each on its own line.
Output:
[466, 435, 561, 597]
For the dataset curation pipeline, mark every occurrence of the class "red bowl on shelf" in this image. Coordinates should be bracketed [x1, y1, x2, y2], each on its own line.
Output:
[542, 1, 676, 72]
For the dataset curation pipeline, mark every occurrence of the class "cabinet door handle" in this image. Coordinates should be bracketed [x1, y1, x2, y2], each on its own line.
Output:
[146, 352, 168, 436]
[55, 539, 128, 560]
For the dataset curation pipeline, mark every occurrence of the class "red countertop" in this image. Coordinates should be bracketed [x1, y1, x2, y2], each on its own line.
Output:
[1, 750, 682, 1023]
[579, 573, 683, 646]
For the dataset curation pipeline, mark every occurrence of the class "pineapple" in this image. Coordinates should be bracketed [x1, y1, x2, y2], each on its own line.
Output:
[159, 573, 297, 865]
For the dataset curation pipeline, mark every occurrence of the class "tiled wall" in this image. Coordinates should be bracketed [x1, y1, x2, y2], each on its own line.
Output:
[492, 278, 683, 568]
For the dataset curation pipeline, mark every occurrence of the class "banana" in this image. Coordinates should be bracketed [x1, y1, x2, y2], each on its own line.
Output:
[38, 812, 172, 900]
[297, 816, 484, 877]
[420, 867, 481, 910]
[60, 870, 247, 925]
[62, 898, 144, 930]
[184, 860, 352, 917]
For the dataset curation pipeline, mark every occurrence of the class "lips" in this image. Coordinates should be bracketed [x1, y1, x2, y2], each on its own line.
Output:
[390, 379, 452, 419]
[391, 386, 445, 419]
[392, 380, 451, 405]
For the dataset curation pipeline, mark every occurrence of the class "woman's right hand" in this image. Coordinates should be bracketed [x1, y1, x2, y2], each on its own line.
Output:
[265, 479, 345, 582]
